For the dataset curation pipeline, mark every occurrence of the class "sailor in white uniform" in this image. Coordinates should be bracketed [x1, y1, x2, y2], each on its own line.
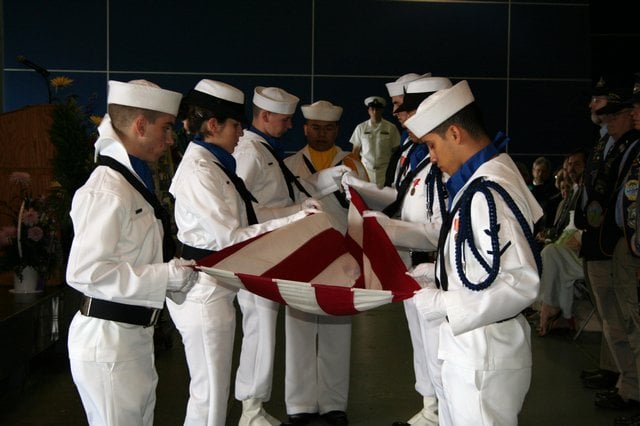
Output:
[383, 72, 431, 188]
[66, 80, 197, 426]
[282, 100, 367, 425]
[405, 81, 543, 426]
[166, 80, 314, 426]
[345, 77, 454, 426]
[233, 87, 350, 425]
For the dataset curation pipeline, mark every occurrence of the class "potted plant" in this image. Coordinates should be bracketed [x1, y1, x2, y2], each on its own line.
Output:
[0, 172, 59, 292]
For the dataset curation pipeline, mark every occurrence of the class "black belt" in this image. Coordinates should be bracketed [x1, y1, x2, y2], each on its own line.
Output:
[80, 296, 161, 327]
[181, 244, 215, 261]
[410, 250, 436, 267]
[445, 313, 520, 324]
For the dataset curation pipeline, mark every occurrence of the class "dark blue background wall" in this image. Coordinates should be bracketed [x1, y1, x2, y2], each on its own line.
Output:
[0, 0, 609, 166]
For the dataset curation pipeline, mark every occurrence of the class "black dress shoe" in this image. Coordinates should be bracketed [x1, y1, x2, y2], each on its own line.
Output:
[595, 387, 619, 400]
[594, 393, 639, 410]
[615, 412, 640, 425]
[583, 370, 620, 389]
[281, 413, 320, 426]
[581, 368, 619, 380]
[321, 410, 348, 425]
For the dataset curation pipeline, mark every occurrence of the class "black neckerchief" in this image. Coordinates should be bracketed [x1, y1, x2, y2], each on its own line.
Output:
[97, 155, 175, 262]
[213, 162, 258, 225]
[301, 154, 348, 208]
[260, 142, 311, 201]
[382, 157, 430, 217]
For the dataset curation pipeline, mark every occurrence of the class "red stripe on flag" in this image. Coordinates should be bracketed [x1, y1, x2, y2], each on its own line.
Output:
[197, 233, 267, 267]
[238, 273, 286, 305]
[313, 283, 358, 315]
[363, 216, 421, 298]
[263, 228, 347, 282]
[349, 187, 368, 214]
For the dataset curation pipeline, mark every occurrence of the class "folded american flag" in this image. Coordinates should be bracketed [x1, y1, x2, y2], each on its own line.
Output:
[197, 188, 421, 315]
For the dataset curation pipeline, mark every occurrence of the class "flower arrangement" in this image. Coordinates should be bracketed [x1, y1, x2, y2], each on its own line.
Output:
[0, 172, 59, 280]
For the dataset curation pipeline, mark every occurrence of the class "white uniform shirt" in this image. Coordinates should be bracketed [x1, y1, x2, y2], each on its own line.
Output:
[349, 118, 400, 177]
[233, 129, 294, 208]
[425, 154, 542, 370]
[67, 120, 169, 362]
[171, 143, 298, 250]
[285, 145, 361, 233]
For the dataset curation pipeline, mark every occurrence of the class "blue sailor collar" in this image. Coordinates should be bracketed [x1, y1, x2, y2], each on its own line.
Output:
[192, 136, 237, 173]
[445, 142, 498, 208]
[128, 155, 155, 192]
[408, 143, 428, 171]
[249, 125, 285, 159]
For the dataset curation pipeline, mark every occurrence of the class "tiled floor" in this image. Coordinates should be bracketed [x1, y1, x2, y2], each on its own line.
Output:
[0, 297, 634, 426]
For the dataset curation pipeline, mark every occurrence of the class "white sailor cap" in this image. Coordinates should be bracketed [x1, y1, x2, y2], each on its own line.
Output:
[194, 79, 244, 104]
[364, 96, 386, 108]
[253, 86, 299, 115]
[404, 80, 475, 138]
[395, 77, 452, 114]
[301, 100, 343, 121]
[184, 79, 246, 122]
[107, 80, 182, 116]
[385, 72, 432, 97]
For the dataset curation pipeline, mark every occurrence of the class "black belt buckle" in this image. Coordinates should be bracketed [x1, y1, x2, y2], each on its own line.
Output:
[80, 296, 161, 328]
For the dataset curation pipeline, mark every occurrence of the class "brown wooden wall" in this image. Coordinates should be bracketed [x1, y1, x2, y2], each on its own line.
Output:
[0, 105, 54, 285]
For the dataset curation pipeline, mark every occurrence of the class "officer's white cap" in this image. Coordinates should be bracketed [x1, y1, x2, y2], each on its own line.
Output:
[385, 72, 432, 97]
[404, 80, 475, 138]
[253, 86, 299, 115]
[301, 100, 343, 121]
[364, 96, 386, 108]
[107, 80, 182, 116]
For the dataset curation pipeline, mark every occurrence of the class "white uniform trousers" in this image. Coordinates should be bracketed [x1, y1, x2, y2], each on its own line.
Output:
[589, 258, 639, 400]
[70, 356, 157, 426]
[440, 361, 530, 426]
[235, 289, 280, 402]
[166, 281, 237, 426]
[404, 298, 436, 397]
[284, 307, 351, 415]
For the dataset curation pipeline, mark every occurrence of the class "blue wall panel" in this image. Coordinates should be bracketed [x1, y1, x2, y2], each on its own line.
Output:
[2, 0, 596, 160]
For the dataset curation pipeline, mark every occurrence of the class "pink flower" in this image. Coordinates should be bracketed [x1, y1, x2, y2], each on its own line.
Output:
[9, 172, 31, 186]
[0, 226, 17, 247]
[21, 208, 39, 226]
[27, 226, 44, 242]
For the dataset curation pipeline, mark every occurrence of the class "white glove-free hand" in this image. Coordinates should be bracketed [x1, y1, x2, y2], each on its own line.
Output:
[413, 287, 447, 321]
[406, 262, 436, 288]
[167, 258, 198, 293]
[301, 197, 322, 211]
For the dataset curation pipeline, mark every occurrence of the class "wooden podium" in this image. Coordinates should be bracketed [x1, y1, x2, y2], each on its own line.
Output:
[0, 105, 55, 284]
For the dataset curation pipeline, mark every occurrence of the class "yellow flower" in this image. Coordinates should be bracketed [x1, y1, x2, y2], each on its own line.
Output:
[50, 76, 74, 88]
[89, 115, 103, 126]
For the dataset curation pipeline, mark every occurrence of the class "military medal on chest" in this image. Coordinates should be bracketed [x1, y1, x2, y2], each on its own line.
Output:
[410, 178, 421, 196]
